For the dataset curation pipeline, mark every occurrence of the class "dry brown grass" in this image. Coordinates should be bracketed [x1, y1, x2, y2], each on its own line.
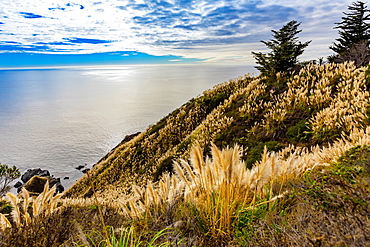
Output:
[114, 125, 370, 242]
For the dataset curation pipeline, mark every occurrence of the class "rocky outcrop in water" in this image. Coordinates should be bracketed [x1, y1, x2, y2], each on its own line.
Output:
[15, 168, 64, 194]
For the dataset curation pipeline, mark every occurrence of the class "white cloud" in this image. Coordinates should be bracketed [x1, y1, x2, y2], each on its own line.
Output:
[0, 0, 357, 63]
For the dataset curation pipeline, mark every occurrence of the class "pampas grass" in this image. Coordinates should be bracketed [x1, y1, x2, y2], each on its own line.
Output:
[116, 124, 370, 240]
[6, 192, 21, 226]
[258, 61, 369, 139]
[21, 188, 31, 225]
[0, 212, 11, 230]
[3, 181, 62, 228]
[32, 181, 62, 217]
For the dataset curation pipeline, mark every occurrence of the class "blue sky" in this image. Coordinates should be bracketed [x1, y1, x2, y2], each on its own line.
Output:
[0, 0, 356, 67]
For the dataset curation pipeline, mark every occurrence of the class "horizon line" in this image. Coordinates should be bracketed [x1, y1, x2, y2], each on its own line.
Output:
[0, 63, 256, 71]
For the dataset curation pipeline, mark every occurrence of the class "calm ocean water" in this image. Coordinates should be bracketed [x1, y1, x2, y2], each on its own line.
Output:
[0, 64, 254, 190]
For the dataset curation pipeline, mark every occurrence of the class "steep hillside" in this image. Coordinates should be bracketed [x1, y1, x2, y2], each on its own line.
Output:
[64, 73, 253, 198]
[65, 62, 370, 199]
[2, 62, 370, 246]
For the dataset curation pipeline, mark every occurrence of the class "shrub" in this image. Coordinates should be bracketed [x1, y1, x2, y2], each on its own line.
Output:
[286, 120, 310, 143]
[0, 163, 20, 196]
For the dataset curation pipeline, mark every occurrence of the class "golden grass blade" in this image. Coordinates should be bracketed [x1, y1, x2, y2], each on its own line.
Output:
[21, 188, 31, 224]
[173, 162, 190, 188]
[37, 180, 49, 213]
[33, 196, 40, 217]
[0, 213, 11, 230]
[128, 200, 141, 219]
[132, 185, 143, 198]
[191, 143, 204, 175]
[6, 192, 21, 226]
[180, 159, 196, 183]
[50, 193, 63, 212]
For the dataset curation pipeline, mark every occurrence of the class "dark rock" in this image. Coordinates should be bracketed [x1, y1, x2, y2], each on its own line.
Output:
[22, 176, 49, 194]
[64, 177, 69, 180]
[49, 177, 64, 193]
[121, 132, 141, 143]
[56, 184, 64, 193]
[75, 165, 85, 170]
[81, 168, 90, 174]
[17, 168, 64, 195]
[21, 168, 50, 183]
[19, 175, 64, 194]
[14, 181, 23, 188]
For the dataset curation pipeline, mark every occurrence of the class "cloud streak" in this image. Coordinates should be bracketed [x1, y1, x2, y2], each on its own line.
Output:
[0, 0, 357, 64]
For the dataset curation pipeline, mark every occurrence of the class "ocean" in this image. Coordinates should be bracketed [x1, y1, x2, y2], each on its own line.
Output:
[0, 64, 254, 190]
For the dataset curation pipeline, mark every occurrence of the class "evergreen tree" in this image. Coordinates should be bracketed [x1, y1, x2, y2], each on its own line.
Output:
[252, 20, 311, 76]
[330, 1, 370, 55]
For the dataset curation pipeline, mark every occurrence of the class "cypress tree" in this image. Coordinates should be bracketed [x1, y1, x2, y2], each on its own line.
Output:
[252, 20, 311, 76]
[330, 1, 370, 55]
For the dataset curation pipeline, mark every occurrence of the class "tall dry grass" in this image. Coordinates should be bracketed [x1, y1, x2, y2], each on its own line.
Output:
[0, 181, 62, 229]
[259, 62, 369, 138]
[117, 124, 370, 240]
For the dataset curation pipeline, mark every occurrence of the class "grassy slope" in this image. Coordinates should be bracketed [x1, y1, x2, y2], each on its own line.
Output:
[2, 62, 370, 246]
[233, 144, 370, 246]
[64, 75, 253, 198]
[65, 62, 370, 199]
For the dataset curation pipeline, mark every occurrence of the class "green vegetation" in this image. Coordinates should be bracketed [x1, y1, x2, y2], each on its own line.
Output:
[252, 20, 311, 77]
[329, 1, 370, 67]
[286, 120, 311, 143]
[83, 226, 174, 247]
[0, 163, 20, 197]
[231, 145, 370, 246]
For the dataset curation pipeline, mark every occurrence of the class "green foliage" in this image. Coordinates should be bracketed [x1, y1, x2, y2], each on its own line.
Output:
[0, 163, 21, 196]
[286, 120, 311, 143]
[83, 226, 173, 247]
[0, 201, 12, 214]
[245, 141, 284, 168]
[176, 138, 192, 154]
[196, 92, 228, 113]
[311, 127, 341, 143]
[252, 20, 311, 77]
[330, 1, 370, 54]
[337, 145, 370, 173]
[153, 156, 174, 181]
[89, 204, 99, 210]
[297, 145, 370, 213]
[234, 203, 269, 244]
[145, 228, 172, 247]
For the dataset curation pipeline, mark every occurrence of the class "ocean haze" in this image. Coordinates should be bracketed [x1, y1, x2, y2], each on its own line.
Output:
[0, 64, 254, 189]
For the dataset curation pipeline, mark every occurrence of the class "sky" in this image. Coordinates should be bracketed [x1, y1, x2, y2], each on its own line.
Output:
[0, 0, 357, 68]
